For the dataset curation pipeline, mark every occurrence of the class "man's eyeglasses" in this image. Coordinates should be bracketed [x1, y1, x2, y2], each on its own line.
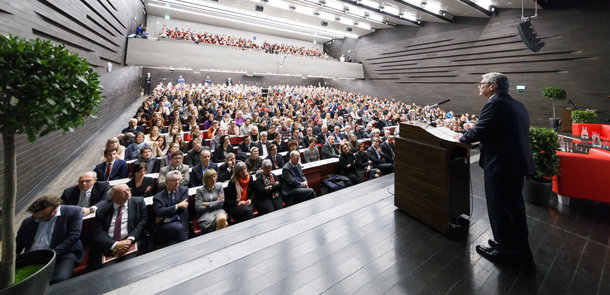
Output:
[478, 82, 492, 85]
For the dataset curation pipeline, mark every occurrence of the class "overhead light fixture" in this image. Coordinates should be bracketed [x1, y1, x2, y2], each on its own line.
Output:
[400, 12, 417, 22]
[518, 20, 544, 52]
[359, 0, 380, 9]
[321, 21, 329, 26]
[381, 6, 400, 16]
[346, 27, 352, 32]
[440, 10, 454, 20]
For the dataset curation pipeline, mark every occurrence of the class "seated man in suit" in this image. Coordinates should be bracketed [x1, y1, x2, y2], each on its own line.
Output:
[89, 184, 148, 270]
[258, 131, 270, 157]
[218, 152, 236, 182]
[316, 125, 330, 145]
[189, 149, 218, 187]
[16, 196, 84, 283]
[281, 151, 317, 206]
[289, 128, 305, 149]
[153, 170, 190, 245]
[236, 135, 259, 161]
[60, 171, 110, 217]
[321, 135, 340, 159]
[380, 135, 396, 165]
[186, 139, 203, 167]
[303, 127, 315, 146]
[94, 148, 128, 181]
[266, 144, 284, 170]
[367, 137, 394, 175]
[158, 152, 190, 190]
[330, 125, 344, 142]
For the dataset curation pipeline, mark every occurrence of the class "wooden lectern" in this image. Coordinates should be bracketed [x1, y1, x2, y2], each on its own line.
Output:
[394, 122, 471, 237]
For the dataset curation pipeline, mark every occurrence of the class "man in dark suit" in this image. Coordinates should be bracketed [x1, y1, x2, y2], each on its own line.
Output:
[367, 137, 394, 174]
[89, 184, 148, 270]
[316, 125, 330, 145]
[303, 127, 315, 146]
[94, 148, 128, 181]
[237, 135, 260, 161]
[456, 72, 535, 267]
[153, 170, 190, 245]
[121, 118, 145, 134]
[266, 144, 284, 170]
[189, 149, 218, 187]
[186, 139, 203, 167]
[379, 135, 396, 165]
[281, 151, 316, 206]
[321, 135, 340, 159]
[16, 196, 84, 283]
[143, 72, 153, 95]
[60, 171, 110, 217]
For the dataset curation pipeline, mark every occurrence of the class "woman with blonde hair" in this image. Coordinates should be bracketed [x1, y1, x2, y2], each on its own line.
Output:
[145, 125, 161, 145]
[195, 169, 228, 233]
[100, 137, 125, 162]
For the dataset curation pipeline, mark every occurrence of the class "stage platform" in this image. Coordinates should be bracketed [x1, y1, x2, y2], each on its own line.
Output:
[48, 165, 610, 294]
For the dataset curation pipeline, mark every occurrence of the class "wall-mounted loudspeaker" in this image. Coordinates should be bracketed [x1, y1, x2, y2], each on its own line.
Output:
[517, 20, 544, 52]
[255, 5, 264, 12]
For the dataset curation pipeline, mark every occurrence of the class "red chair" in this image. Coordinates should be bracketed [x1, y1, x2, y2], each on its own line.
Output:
[72, 248, 90, 277]
[188, 194, 203, 236]
[552, 148, 610, 204]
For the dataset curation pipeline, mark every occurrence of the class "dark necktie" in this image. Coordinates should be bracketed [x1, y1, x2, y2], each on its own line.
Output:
[293, 166, 302, 182]
[106, 162, 112, 181]
[113, 205, 124, 241]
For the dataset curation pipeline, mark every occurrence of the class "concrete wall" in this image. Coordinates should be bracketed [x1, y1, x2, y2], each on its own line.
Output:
[0, 0, 145, 211]
[127, 38, 364, 79]
[325, 8, 610, 126]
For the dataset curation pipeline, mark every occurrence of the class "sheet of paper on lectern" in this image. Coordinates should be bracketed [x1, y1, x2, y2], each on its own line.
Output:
[424, 124, 461, 142]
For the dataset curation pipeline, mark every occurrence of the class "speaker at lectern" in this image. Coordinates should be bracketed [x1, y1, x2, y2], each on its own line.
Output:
[394, 122, 471, 239]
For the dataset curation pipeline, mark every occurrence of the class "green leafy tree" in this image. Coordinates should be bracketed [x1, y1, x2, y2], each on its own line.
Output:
[0, 35, 103, 288]
[541, 86, 567, 118]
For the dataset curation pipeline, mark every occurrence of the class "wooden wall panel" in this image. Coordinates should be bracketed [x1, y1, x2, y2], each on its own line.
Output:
[0, 0, 145, 212]
[326, 8, 610, 127]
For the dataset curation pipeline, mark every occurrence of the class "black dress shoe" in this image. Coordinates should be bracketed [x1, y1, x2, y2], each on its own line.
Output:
[476, 245, 517, 264]
[488, 239, 500, 249]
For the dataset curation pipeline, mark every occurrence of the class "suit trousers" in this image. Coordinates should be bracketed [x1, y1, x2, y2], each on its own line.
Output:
[284, 188, 316, 206]
[484, 170, 533, 261]
[256, 197, 283, 216]
[155, 220, 188, 245]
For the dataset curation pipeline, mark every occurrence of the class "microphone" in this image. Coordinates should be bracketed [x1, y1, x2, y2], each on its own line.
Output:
[429, 99, 451, 108]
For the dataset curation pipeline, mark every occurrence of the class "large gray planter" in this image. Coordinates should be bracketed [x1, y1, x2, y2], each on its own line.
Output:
[0, 249, 56, 295]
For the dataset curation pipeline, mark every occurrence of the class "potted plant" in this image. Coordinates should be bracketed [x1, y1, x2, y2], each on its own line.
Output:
[523, 127, 560, 206]
[541, 86, 567, 130]
[570, 110, 598, 137]
[0, 35, 103, 290]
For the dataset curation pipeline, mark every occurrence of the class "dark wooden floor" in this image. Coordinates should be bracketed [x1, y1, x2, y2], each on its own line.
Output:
[48, 165, 610, 295]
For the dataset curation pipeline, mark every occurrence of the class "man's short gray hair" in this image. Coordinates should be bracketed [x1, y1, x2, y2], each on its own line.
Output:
[482, 72, 509, 91]
[166, 170, 182, 181]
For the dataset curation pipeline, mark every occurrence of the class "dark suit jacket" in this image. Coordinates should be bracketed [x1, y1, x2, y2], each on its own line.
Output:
[212, 143, 234, 162]
[303, 134, 315, 146]
[366, 146, 390, 166]
[459, 91, 535, 176]
[316, 132, 330, 145]
[379, 142, 395, 164]
[61, 181, 110, 208]
[223, 178, 255, 210]
[90, 197, 148, 255]
[94, 160, 128, 181]
[266, 153, 284, 170]
[321, 143, 340, 159]
[16, 205, 85, 263]
[153, 186, 190, 231]
[281, 162, 307, 197]
[217, 162, 234, 182]
[237, 141, 262, 159]
[189, 162, 219, 187]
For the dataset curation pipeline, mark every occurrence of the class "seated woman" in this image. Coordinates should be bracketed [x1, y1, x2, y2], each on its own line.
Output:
[145, 126, 161, 145]
[185, 125, 200, 142]
[126, 132, 149, 160]
[354, 142, 380, 179]
[218, 152, 236, 182]
[223, 162, 254, 223]
[127, 162, 155, 197]
[151, 135, 167, 158]
[338, 142, 365, 185]
[134, 146, 160, 174]
[170, 133, 187, 153]
[212, 134, 234, 163]
[347, 133, 359, 153]
[100, 137, 126, 162]
[226, 120, 239, 136]
[253, 159, 282, 215]
[303, 138, 320, 163]
[195, 169, 229, 233]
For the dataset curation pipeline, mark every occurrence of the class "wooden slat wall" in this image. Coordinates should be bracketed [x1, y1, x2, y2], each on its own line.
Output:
[0, 0, 145, 212]
[325, 8, 610, 127]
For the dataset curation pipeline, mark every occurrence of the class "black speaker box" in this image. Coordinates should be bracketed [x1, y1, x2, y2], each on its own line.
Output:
[518, 20, 545, 52]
